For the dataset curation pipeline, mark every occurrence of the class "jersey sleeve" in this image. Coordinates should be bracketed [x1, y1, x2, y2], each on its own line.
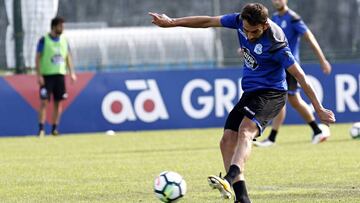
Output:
[36, 37, 45, 53]
[292, 19, 308, 35]
[273, 46, 296, 69]
[220, 13, 242, 29]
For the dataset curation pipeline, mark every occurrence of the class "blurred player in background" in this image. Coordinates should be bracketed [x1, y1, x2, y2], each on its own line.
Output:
[35, 17, 76, 137]
[254, 0, 333, 147]
[149, 3, 335, 203]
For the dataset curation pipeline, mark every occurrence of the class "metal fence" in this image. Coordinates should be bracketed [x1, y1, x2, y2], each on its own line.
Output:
[65, 27, 216, 71]
[0, 0, 359, 71]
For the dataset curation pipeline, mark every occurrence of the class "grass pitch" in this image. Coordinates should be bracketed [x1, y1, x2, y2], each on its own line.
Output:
[0, 123, 359, 203]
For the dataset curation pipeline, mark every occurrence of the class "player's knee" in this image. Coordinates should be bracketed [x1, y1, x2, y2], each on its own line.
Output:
[40, 100, 48, 108]
[238, 121, 257, 141]
[238, 130, 254, 143]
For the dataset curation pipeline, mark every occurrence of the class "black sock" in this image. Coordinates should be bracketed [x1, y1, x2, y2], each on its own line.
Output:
[233, 180, 251, 203]
[52, 124, 57, 132]
[224, 165, 240, 184]
[308, 121, 322, 135]
[39, 123, 44, 131]
[268, 129, 278, 142]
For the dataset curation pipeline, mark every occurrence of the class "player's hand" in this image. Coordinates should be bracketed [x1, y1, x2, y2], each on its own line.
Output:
[37, 75, 44, 86]
[149, 12, 174, 27]
[237, 48, 244, 57]
[316, 108, 336, 126]
[320, 60, 332, 75]
[70, 73, 77, 84]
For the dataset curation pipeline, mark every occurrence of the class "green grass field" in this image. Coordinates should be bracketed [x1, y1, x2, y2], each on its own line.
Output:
[0, 123, 359, 203]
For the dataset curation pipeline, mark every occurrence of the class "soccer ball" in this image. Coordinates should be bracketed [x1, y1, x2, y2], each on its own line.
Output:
[154, 171, 187, 202]
[350, 122, 360, 139]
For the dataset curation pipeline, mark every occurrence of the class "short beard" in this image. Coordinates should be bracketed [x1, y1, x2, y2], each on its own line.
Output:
[55, 30, 63, 35]
[277, 5, 286, 12]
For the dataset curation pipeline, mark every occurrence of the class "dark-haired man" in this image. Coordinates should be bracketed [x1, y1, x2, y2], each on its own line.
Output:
[149, 3, 335, 202]
[36, 17, 76, 137]
[254, 0, 332, 147]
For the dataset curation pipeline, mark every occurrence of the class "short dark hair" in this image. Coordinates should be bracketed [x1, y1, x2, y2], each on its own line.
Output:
[51, 16, 65, 29]
[241, 3, 269, 26]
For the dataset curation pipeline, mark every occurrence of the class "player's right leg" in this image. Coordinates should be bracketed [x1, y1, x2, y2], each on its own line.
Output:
[38, 84, 50, 137]
[38, 99, 47, 137]
[51, 101, 62, 136]
[208, 110, 242, 199]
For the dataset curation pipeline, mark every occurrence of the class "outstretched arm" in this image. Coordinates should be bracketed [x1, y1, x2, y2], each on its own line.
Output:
[149, 12, 222, 28]
[287, 63, 335, 125]
[303, 31, 332, 74]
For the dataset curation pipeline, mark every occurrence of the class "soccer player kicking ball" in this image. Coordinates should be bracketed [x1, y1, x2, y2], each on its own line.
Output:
[149, 3, 335, 203]
[253, 0, 333, 147]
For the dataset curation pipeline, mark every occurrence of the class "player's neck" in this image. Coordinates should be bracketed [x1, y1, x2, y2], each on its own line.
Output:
[277, 6, 289, 16]
[49, 31, 60, 38]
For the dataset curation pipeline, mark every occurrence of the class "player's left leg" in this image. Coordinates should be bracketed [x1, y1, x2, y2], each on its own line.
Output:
[288, 93, 330, 144]
[268, 105, 286, 141]
[208, 107, 243, 199]
[38, 99, 48, 137]
[51, 75, 67, 136]
[255, 71, 297, 147]
[288, 93, 314, 122]
[224, 117, 257, 203]
[52, 100, 62, 136]
[253, 105, 286, 147]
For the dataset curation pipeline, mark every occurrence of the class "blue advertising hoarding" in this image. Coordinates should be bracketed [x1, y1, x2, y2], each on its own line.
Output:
[0, 64, 359, 136]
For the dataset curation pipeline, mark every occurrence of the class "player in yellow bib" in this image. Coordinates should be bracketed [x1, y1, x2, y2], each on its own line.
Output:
[35, 17, 76, 137]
